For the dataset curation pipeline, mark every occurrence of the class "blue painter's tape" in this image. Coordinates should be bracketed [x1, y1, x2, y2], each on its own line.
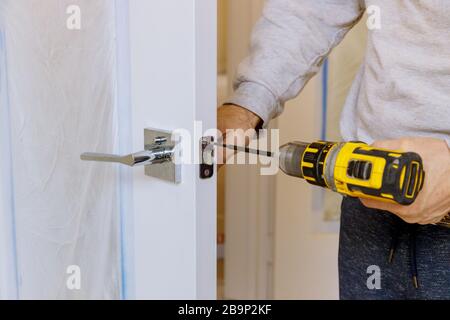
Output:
[114, 0, 134, 300]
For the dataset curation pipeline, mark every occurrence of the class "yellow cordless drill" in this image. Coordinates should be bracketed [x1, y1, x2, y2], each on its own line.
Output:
[279, 141, 425, 205]
[219, 140, 425, 205]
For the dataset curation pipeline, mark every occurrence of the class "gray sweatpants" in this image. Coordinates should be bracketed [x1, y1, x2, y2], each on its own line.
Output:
[339, 197, 450, 300]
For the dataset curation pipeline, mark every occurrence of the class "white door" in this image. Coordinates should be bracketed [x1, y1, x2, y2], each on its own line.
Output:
[0, 0, 216, 300]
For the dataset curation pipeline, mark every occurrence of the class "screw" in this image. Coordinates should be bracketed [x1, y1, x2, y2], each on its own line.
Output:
[154, 136, 167, 145]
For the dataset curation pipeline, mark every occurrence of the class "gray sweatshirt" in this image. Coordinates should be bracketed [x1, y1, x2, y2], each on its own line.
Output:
[227, 0, 450, 145]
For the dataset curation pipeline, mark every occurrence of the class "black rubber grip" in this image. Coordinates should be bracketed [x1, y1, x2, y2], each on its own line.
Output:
[351, 149, 425, 205]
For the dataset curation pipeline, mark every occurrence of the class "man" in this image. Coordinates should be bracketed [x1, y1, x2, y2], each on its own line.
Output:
[218, 0, 450, 299]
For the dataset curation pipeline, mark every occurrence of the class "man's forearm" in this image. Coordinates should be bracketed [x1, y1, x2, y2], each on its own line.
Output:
[225, 0, 364, 127]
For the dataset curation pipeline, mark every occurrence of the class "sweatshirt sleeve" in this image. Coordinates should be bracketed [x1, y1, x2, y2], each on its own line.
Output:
[226, 0, 365, 126]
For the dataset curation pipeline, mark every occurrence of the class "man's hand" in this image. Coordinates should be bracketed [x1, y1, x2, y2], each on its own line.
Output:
[360, 137, 450, 225]
[217, 104, 262, 168]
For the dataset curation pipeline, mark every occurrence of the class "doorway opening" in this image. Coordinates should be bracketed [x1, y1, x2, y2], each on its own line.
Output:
[216, 0, 274, 300]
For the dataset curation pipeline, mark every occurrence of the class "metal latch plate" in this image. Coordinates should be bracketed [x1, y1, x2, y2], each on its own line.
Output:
[200, 136, 215, 179]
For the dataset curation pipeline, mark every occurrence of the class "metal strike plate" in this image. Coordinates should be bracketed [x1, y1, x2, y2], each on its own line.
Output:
[144, 128, 181, 184]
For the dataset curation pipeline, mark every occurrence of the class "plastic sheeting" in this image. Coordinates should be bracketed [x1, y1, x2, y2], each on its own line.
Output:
[0, 0, 122, 299]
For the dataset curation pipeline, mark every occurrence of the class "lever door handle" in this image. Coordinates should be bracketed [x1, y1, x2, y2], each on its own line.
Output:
[81, 150, 160, 167]
[80, 128, 181, 184]
[81, 141, 175, 167]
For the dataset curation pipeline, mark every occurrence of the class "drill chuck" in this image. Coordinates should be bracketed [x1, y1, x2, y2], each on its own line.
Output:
[279, 142, 308, 179]
[279, 141, 338, 188]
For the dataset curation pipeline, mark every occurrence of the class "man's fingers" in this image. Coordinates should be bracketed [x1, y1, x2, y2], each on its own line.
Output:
[217, 146, 233, 168]
[216, 146, 225, 170]
[359, 198, 402, 213]
[360, 198, 422, 224]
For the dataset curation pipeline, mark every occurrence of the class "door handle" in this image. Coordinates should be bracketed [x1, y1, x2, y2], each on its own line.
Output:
[81, 145, 174, 167]
[80, 128, 181, 184]
[80, 151, 154, 167]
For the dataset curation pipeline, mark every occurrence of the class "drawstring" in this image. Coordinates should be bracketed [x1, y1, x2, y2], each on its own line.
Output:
[388, 219, 400, 264]
[409, 225, 419, 289]
[388, 219, 419, 289]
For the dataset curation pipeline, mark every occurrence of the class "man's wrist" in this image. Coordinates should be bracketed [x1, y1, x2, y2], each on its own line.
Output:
[218, 104, 263, 131]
